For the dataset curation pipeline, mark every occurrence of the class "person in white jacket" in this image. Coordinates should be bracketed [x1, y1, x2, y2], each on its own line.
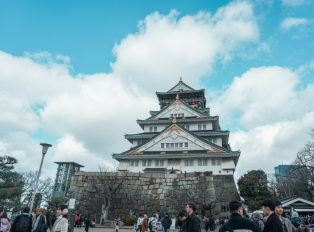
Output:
[137, 215, 144, 232]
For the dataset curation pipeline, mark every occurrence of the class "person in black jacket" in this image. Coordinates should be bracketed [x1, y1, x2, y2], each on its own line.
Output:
[46, 207, 52, 231]
[218, 201, 261, 232]
[185, 203, 200, 232]
[177, 211, 186, 232]
[162, 213, 172, 232]
[261, 199, 283, 232]
[10, 207, 32, 232]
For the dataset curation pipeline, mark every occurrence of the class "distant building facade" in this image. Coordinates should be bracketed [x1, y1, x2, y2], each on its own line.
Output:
[52, 162, 84, 199]
[274, 165, 306, 179]
[113, 78, 241, 174]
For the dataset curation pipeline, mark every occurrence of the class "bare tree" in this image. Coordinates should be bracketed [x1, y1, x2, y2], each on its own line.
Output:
[20, 171, 54, 207]
[174, 183, 224, 216]
[86, 164, 129, 220]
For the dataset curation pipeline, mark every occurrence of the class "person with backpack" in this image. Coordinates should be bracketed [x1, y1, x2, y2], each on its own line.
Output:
[162, 213, 172, 232]
[10, 207, 32, 232]
[142, 215, 149, 232]
[0, 210, 11, 232]
[290, 212, 306, 231]
[85, 215, 91, 232]
[149, 215, 157, 232]
[46, 207, 52, 231]
[203, 216, 209, 232]
[115, 215, 120, 232]
[274, 201, 305, 232]
[42, 210, 48, 232]
[251, 212, 264, 231]
[32, 208, 45, 232]
[208, 216, 214, 232]
[51, 205, 68, 232]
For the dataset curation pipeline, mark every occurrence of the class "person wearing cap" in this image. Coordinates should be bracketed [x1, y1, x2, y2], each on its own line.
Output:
[218, 200, 261, 232]
[251, 212, 264, 231]
[274, 201, 305, 232]
[51, 205, 69, 232]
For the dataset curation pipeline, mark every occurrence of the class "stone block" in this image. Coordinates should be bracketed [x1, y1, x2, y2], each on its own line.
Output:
[165, 173, 177, 179]
[160, 194, 164, 199]
[186, 172, 195, 177]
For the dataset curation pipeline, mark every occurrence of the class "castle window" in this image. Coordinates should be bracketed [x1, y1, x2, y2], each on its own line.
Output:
[185, 142, 188, 148]
[148, 160, 151, 166]
[174, 114, 177, 118]
[184, 159, 193, 166]
[160, 160, 164, 166]
[171, 114, 173, 118]
[198, 125, 202, 130]
[175, 143, 178, 148]
[166, 143, 170, 148]
[171, 143, 174, 148]
[182, 113, 184, 117]
[198, 159, 207, 166]
[179, 143, 183, 148]
[212, 159, 216, 166]
[213, 138, 217, 143]
[142, 160, 146, 167]
[161, 143, 164, 148]
[155, 160, 160, 166]
[135, 160, 139, 167]
[186, 125, 189, 130]
[154, 127, 157, 132]
[149, 127, 153, 132]
[130, 160, 134, 166]
[203, 159, 207, 165]
[217, 159, 221, 165]
[203, 124, 206, 130]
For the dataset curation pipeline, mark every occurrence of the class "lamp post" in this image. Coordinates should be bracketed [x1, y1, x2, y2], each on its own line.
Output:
[29, 143, 52, 215]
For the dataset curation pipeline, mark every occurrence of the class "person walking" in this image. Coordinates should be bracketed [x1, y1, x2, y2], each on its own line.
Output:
[50, 205, 68, 232]
[78, 214, 82, 228]
[75, 214, 79, 228]
[43, 210, 48, 232]
[0, 210, 11, 232]
[134, 215, 138, 231]
[149, 215, 157, 232]
[274, 201, 305, 232]
[10, 207, 32, 232]
[218, 200, 261, 232]
[32, 208, 45, 232]
[261, 199, 283, 232]
[162, 213, 172, 232]
[251, 212, 265, 231]
[290, 212, 306, 230]
[142, 216, 149, 232]
[177, 212, 186, 232]
[185, 203, 200, 232]
[84, 215, 91, 232]
[46, 207, 52, 231]
[203, 216, 209, 232]
[115, 215, 120, 232]
[208, 216, 214, 232]
[137, 215, 144, 232]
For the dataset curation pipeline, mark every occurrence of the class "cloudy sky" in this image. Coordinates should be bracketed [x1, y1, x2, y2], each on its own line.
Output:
[0, 0, 313, 181]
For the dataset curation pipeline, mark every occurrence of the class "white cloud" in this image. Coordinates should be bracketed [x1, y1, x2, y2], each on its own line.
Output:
[280, 0, 306, 6]
[280, 17, 309, 31]
[210, 66, 314, 129]
[0, 1, 261, 174]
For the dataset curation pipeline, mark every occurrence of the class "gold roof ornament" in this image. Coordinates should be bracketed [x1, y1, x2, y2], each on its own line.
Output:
[180, 76, 182, 82]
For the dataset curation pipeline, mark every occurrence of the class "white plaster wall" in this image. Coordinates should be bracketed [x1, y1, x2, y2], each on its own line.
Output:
[143, 122, 212, 132]
[160, 107, 195, 118]
[171, 85, 191, 92]
[117, 158, 234, 174]
[145, 135, 206, 152]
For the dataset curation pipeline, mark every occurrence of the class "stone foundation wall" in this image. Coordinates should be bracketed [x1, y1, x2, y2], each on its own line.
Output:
[68, 171, 240, 220]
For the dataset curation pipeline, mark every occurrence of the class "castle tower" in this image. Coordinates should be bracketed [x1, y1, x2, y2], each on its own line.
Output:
[113, 78, 240, 174]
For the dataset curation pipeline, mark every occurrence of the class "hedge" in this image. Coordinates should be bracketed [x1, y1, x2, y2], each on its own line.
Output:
[126, 218, 136, 226]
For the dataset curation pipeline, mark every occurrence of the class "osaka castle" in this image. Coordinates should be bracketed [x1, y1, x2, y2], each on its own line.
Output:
[113, 78, 240, 175]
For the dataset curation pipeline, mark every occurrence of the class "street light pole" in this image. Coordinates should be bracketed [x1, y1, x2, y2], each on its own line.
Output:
[29, 143, 52, 216]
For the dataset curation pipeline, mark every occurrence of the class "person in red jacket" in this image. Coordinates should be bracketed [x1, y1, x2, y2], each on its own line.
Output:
[75, 214, 80, 228]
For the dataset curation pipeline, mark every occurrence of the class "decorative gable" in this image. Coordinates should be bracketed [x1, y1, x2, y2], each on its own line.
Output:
[149, 99, 207, 120]
[167, 77, 195, 93]
[125, 124, 225, 155]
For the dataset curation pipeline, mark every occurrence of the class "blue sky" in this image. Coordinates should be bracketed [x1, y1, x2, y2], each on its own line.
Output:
[0, 0, 313, 179]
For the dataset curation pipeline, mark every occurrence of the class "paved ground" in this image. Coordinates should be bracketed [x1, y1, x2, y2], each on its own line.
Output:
[73, 227, 220, 232]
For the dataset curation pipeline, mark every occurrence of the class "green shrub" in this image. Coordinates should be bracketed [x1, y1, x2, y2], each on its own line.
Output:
[126, 218, 136, 226]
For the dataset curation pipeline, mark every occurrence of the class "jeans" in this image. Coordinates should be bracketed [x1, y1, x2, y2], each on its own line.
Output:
[164, 229, 169, 232]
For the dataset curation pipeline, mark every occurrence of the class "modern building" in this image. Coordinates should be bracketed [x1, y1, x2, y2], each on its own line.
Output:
[52, 162, 84, 199]
[274, 165, 306, 179]
[113, 78, 241, 174]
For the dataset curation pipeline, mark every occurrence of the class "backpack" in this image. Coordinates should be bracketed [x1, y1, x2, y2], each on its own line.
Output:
[16, 216, 31, 232]
[44, 215, 47, 224]
[252, 218, 261, 227]
[203, 218, 209, 225]
[291, 217, 305, 228]
[149, 219, 154, 231]
[208, 218, 214, 225]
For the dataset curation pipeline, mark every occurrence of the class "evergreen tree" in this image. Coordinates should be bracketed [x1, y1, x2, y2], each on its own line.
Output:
[237, 169, 271, 211]
[0, 156, 24, 209]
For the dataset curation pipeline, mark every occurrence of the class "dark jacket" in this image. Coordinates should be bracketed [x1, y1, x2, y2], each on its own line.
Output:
[179, 219, 186, 232]
[263, 213, 283, 232]
[186, 212, 200, 232]
[162, 216, 172, 229]
[10, 214, 32, 232]
[46, 211, 52, 228]
[218, 213, 261, 232]
[33, 214, 45, 232]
